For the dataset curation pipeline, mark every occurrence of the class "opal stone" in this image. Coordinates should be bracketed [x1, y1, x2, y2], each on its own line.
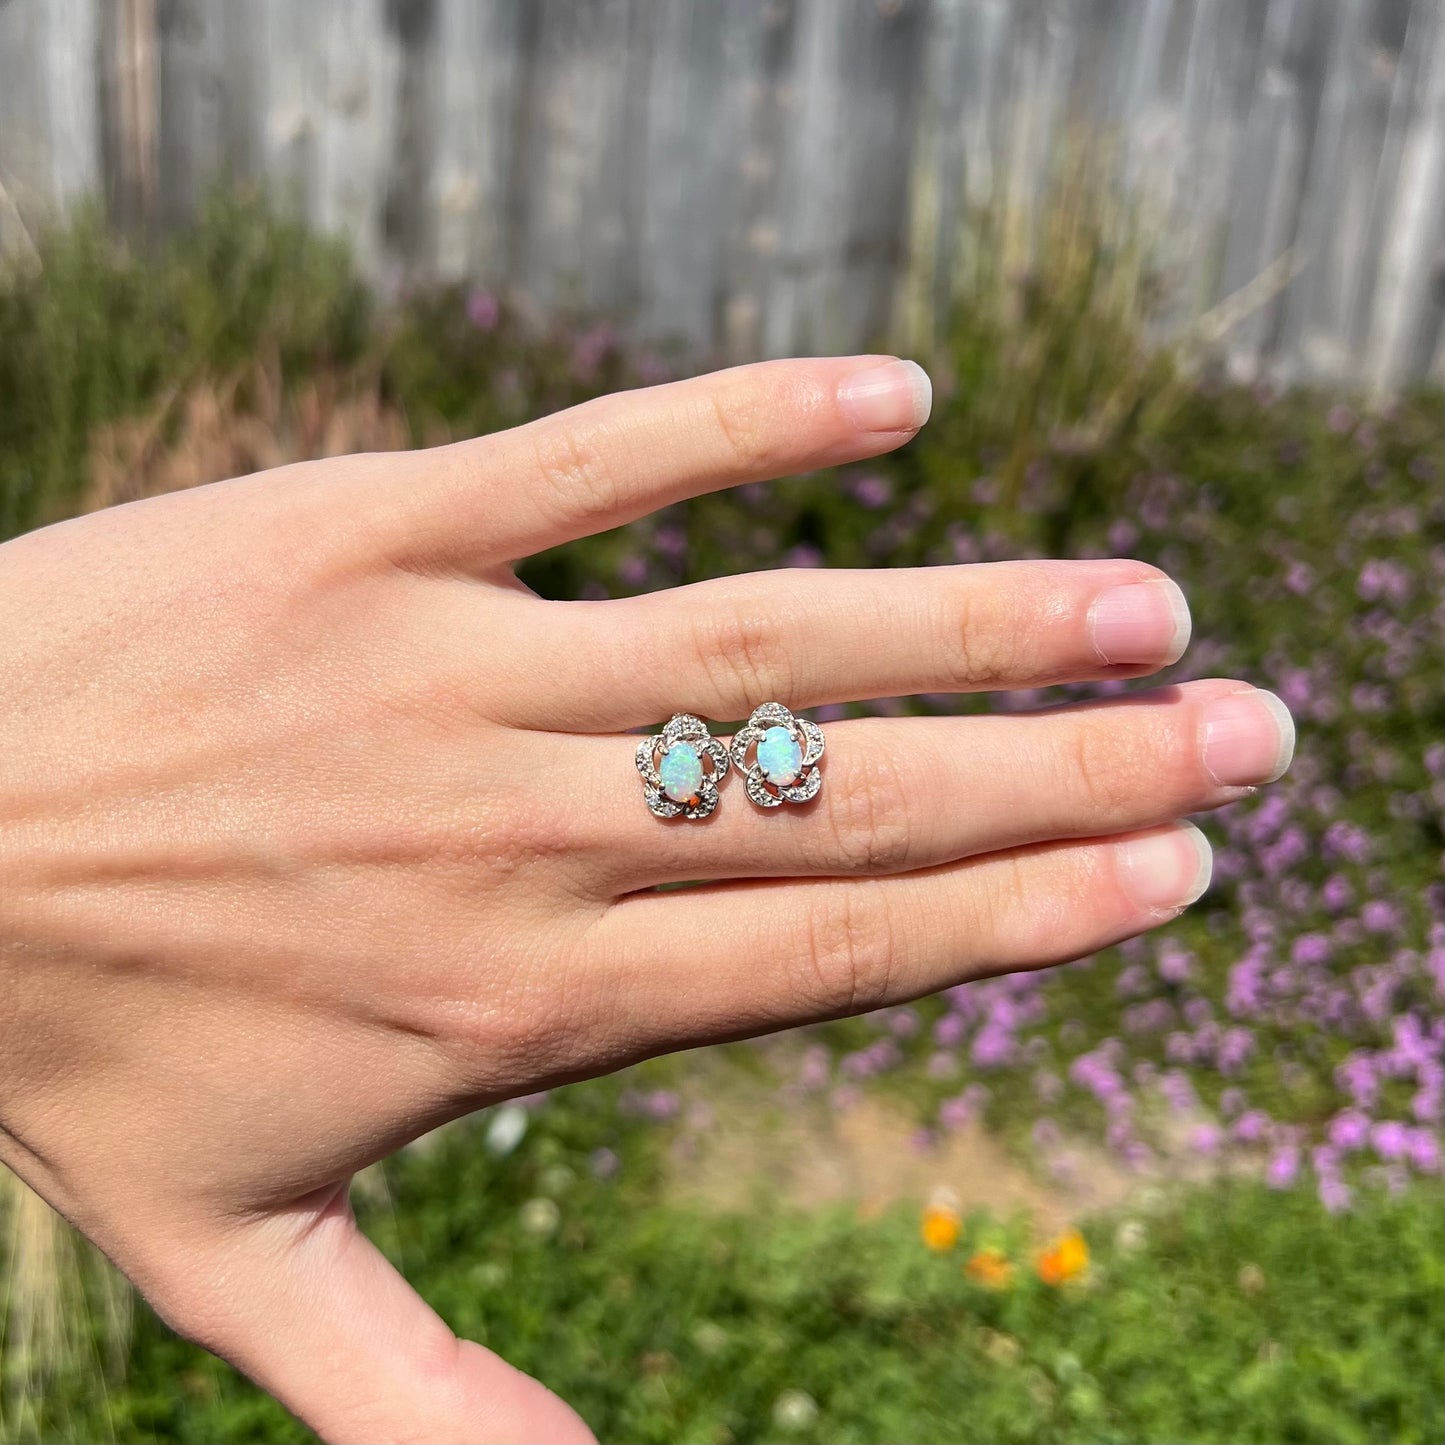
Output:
[757, 725, 802, 786]
[658, 742, 704, 803]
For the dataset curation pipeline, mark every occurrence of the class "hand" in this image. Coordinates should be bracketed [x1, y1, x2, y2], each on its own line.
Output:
[0, 356, 1293, 1443]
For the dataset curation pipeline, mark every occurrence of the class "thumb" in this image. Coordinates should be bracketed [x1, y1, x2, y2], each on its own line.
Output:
[164, 1186, 594, 1445]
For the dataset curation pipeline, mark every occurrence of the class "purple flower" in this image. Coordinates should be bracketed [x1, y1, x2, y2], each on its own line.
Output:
[939, 1084, 989, 1131]
[1336, 1053, 1380, 1109]
[888, 1007, 920, 1038]
[1124, 999, 1176, 1034]
[1157, 940, 1194, 984]
[1032, 1117, 1062, 1150]
[1284, 561, 1314, 595]
[1362, 899, 1403, 935]
[1328, 1110, 1371, 1152]
[1232, 1110, 1273, 1145]
[1159, 1069, 1198, 1113]
[465, 288, 500, 331]
[1217, 1028, 1256, 1075]
[851, 473, 893, 509]
[1323, 820, 1372, 865]
[797, 1046, 830, 1091]
[933, 1013, 966, 1047]
[589, 1146, 620, 1180]
[971, 1025, 1018, 1069]
[1190, 1122, 1223, 1155]
[1326, 403, 1356, 434]
[1266, 1145, 1300, 1189]
[569, 322, 617, 381]
[1371, 1120, 1411, 1161]
[1115, 964, 1150, 998]
[1183, 998, 1214, 1029]
[1407, 1129, 1442, 1173]
[1357, 558, 1412, 607]
[644, 1089, 680, 1121]
[1108, 519, 1139, 552]
[1166, 1032, 1195, 1065]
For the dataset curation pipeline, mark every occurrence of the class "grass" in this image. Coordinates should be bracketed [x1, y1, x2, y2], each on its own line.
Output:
[23, 1100, 1444, 1445]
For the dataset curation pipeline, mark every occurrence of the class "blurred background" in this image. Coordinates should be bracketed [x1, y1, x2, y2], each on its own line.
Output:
[1, 1, 1442, 1442]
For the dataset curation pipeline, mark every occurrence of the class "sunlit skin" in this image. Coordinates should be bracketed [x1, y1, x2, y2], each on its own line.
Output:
[0, 356, 1294, 1443]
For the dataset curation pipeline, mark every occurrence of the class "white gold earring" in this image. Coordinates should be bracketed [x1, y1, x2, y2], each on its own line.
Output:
[729, 702, 824, 809]
[636, 714, 730, 820]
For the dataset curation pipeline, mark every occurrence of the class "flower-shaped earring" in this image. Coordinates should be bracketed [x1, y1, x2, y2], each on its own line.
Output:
[636, 713, 731, 820]
[729, 702, 825, 808]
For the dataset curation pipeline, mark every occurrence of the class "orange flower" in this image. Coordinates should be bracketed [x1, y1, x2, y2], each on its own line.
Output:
[965, 1246, 1015, 1289]
[920, 1204, 961, 1252]
[1035, 1228, 1089, 1285]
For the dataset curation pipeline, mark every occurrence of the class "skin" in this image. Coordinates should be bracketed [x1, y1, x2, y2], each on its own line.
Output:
[0, 356, 1289, 1443]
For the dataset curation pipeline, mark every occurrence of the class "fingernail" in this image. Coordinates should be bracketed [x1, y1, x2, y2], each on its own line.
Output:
[1202, 689, 1296, 786]
[1088, 578, 1191, 665]
[1116, 823, 1213, 917]
[836, 359, 933, 432]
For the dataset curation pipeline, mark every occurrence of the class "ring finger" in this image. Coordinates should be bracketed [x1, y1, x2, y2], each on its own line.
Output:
[569, 679, 1294, 893]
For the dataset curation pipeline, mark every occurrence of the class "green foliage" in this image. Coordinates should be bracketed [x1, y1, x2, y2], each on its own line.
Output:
[0, 193, 368, 538]
[19, 1100, 1443, 1445]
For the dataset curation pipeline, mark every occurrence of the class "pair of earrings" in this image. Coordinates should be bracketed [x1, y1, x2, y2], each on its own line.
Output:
[635, 704, 826, 820]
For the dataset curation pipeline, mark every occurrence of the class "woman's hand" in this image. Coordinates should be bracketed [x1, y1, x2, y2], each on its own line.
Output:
[0, 356, 1293, 1443]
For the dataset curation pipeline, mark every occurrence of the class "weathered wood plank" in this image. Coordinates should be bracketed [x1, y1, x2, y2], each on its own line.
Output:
[0, 0, 1440, 388]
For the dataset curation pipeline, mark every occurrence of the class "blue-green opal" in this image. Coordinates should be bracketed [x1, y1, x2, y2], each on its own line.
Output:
[658, 742, 704, 803]
[757, 725, 802, 786]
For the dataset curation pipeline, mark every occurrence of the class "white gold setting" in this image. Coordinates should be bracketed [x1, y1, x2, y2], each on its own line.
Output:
[635, 713, 731, 820]
[729, 702, 825, 809]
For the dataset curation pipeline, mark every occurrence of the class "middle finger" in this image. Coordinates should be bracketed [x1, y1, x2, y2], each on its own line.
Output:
[505, 559, 1190, 731]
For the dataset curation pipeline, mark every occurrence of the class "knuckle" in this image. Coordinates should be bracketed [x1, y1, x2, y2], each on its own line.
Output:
[793, 882, 896, 1015]
[528, 413, 625, 525]
[1063, 717, 1141, 818]
[937, 588, 1023, 690]
[687, 601, 794, 711]
[708, 386, 777, 475]
[452, 947, 589, 1085]
[982, 845, 1085, 965]
[824, 746, 916, 873]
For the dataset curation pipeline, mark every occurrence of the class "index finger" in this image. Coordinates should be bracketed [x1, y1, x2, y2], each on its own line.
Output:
[373, 356, 931, 569]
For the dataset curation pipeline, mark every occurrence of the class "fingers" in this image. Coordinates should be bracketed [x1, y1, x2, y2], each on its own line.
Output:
[164, 1197, 594, 1445]
[372, 356, 932, 569]
[588, 824, 1213, 1051]
[505, 560, 1190, 731]
[572, 680, 1294, 892]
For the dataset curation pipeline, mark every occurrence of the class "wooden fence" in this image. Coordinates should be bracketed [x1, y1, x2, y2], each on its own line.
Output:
[1, 0, 1443, 390]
